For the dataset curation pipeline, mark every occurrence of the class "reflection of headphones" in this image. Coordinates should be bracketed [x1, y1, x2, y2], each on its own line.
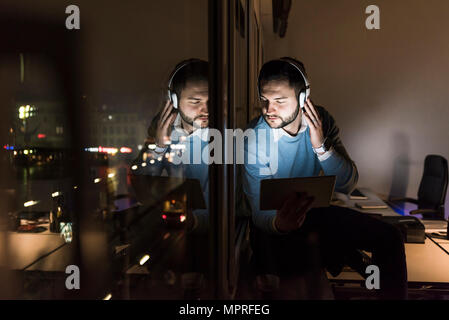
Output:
[258, 57, 310, 109]
[167, 59, 203, 109]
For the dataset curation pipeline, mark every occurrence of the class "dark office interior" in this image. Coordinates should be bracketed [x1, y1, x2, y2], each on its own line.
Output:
[1, 0, 449, 304]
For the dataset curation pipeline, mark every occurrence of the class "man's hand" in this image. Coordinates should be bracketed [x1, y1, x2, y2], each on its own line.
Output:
[302, 98, 325, 153]
[155, 100, 177, 148]
[274, 192, 315, 233]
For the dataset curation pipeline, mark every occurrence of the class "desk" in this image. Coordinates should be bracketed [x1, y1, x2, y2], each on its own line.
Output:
[333, 188, 399, 217]
[328, 188, 449, 291]
[0, 230, 65, 270]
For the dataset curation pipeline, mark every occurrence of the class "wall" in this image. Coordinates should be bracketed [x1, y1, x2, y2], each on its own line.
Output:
[263, 0, 449, 216]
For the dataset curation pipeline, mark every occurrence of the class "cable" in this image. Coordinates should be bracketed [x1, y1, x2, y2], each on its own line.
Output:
[426, 234, 449, 256]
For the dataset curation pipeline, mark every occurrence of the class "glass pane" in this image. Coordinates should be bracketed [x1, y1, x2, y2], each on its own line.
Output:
[0, 0, 209, 299]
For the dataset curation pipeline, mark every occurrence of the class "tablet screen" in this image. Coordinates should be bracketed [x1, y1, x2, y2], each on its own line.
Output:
[260, 176, 336, 210]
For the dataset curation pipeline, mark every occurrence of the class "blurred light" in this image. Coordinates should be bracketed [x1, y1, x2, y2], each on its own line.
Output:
[14, 151, 17, 155]
[24, 200, 38, 207]
[157, 156, 162, 161]
[163, 233, 171, 240]
[108, 115, 112, 120]
[94, 178, 101, 183]
[138, 144, 143, 150]
[148, 144, 156, 150]
[73, 186, 78, 189]
[98, 146, 118, 155]
[103, 293, 112, 300]
[23, 150, 29, 155]
[120, 147, 132, 153]
[180, 136, 186, 142]
[165, 153, 169, 159]
[171, 144, 186, 150]
[29, 150, 33, 154]
[139, 254, 150, 266]
[60, 222, 72, 243]
[108, 173, 115, 178]
[150, 159, 155, 164]
[162, 214, 167, 220]
[141, 162, 147, 167]
[26, 105, 30, 112]
[131, 165, 138, 170]
[19, 106, 25, 113]
[52, 191, 61, 198]
[180, 215, 186, 223]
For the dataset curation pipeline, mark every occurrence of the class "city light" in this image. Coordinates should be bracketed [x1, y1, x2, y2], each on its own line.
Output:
[162, 214, 167, 220]
[94, 178, 101, 183]
[24, 200, 39, 207]
[98, 146, 118, 155]
[23, 150, 29, 155]
[3, 145, 15, 150]
[150, 159, 155, 164]
[103, 293, 112, 300]
[18, 105, 34, 119]
[138, 144, 143, 150]
[37, 133, 46, 139]
[52, 191, 61, 198]
[120, 147, 132, 153]
[148, 144, 156, 150]
[108, 173, 115, 178]
[131, 165, 138, 170]
[141, 162, 147, 167]
[139, 254, 150, 266]
[180, 215, 186, 222]
[171, 144, 186, 150]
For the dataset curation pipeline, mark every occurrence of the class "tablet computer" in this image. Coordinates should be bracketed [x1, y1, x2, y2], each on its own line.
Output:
[260, 176, 336, 210]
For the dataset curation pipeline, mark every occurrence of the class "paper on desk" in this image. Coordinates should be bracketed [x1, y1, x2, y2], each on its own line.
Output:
[420, 219, 447, 233]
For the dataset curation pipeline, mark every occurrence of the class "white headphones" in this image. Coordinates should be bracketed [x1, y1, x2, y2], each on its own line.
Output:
[258, 57, 310, 109]
[167, 59, 202, 109]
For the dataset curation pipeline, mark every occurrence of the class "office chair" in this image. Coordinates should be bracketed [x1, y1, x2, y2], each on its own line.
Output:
[389, 155, 448, 220]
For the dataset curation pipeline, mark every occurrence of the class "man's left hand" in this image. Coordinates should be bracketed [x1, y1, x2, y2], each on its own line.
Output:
[302, 98, 325, 153]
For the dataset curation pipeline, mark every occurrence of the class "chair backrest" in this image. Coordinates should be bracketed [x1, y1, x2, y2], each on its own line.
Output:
[417, 155, 448, 210]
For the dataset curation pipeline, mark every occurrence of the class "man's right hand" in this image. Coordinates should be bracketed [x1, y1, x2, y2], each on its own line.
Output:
[155, 100, 177, 148]
[274, 192, 315, 233]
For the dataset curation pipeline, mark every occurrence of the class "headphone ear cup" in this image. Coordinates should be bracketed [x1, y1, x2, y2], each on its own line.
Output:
[171, 93, 178, 109]
[299, 91, 306, 109]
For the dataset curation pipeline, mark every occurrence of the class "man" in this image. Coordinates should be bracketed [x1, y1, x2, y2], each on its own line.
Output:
[132, 59, 210, 232]
[243, 58, 407, 299]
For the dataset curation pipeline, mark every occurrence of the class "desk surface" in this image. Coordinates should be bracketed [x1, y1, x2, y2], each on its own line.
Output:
[0, 230, 65, 270]
[333, 188, 399, 217]
[328, 238, 449, 284]
[328, 188, 449, 285]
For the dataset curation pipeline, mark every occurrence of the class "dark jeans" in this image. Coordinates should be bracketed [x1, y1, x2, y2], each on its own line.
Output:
[250, 205, 408, 299]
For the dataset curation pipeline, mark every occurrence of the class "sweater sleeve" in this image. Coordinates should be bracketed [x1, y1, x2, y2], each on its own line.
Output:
[317, 107, 358, 194]
[243, 131, 280, 234]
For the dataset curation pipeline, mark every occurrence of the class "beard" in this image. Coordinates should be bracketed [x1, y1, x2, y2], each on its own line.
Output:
[263, 104, 300, 129]
[179, 109, 209, 129]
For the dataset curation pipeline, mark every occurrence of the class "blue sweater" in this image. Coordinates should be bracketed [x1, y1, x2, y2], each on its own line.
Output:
[243, 106, 358, 234]
[132, 116, 210, 233]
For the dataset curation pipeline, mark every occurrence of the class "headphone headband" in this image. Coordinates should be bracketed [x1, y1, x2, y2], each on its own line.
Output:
[167, 58, 205, 109]
[257, 58, 310, 109]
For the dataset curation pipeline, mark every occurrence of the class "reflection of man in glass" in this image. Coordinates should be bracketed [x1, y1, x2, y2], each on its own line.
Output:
[132, 59, 209, 232]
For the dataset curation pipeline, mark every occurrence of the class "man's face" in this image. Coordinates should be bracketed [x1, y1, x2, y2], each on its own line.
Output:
[178, 80, 209, 129]
[260, 79, 299, 129]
